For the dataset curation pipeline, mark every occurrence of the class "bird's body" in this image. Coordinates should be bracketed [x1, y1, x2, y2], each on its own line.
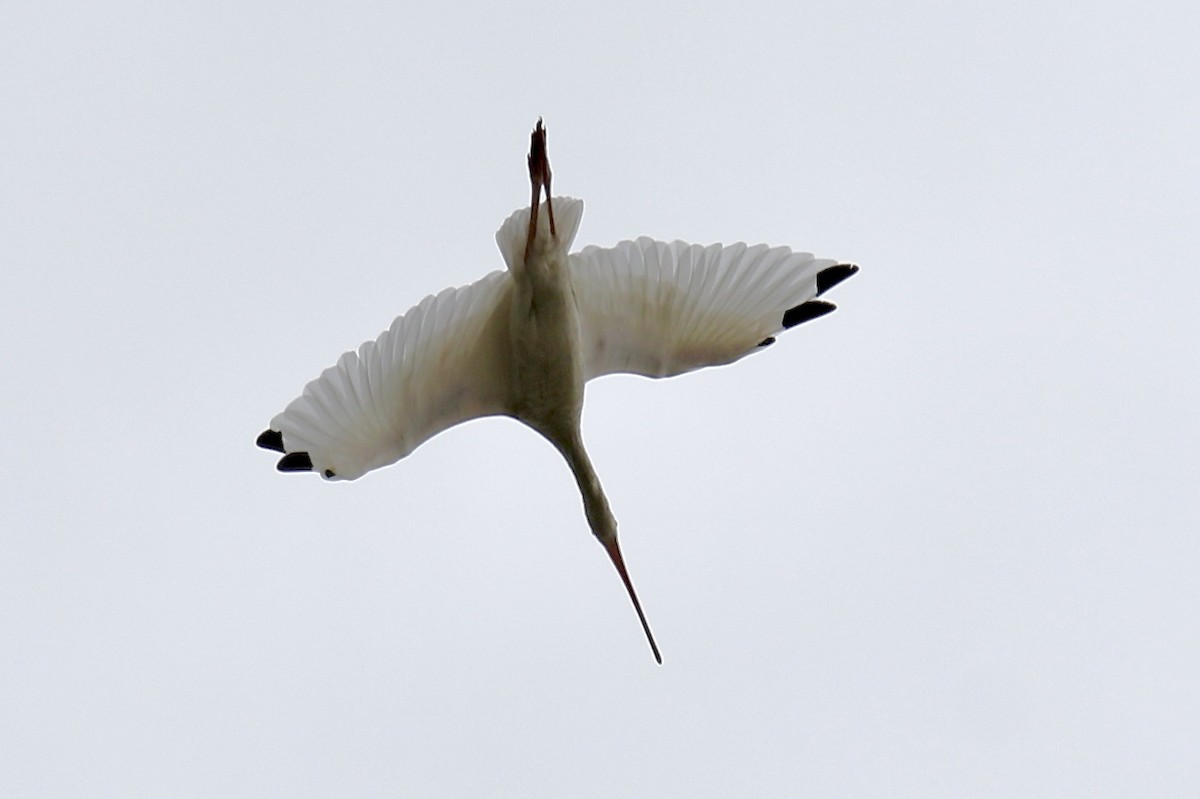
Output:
[257, 121, 857, 662]
[508, 208, 585, 440]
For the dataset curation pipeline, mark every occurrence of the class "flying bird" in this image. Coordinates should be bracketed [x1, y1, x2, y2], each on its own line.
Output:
[257, 120, 857, 663]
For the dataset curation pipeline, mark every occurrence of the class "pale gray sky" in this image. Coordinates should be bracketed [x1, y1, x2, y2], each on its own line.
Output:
[3, 1, 1198, 796]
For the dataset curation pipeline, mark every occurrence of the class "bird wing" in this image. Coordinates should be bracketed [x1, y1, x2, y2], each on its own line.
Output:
[569, 238, 857, 380]
[258, 270, 513, 481]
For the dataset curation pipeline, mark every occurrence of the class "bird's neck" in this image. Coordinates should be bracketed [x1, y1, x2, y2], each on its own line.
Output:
[556, 431, 617, 544]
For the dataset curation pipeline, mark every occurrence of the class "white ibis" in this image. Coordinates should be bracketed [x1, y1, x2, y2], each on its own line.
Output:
[257, 120, 858, 663]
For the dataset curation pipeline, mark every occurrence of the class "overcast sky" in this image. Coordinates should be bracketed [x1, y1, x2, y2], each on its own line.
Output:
[3, 1, 1198, 796]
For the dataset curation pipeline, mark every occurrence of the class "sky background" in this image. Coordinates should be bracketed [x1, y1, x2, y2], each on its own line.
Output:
[3, 1, 1198, 796]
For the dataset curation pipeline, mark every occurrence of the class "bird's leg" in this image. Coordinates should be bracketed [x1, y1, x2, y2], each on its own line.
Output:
[526, 158, 540, 260]
[542, 145, 556, 238]
[525, 118, 556, 260]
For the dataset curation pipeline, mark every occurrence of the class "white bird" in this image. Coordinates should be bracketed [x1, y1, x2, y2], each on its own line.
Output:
[257, 120, 857, 663]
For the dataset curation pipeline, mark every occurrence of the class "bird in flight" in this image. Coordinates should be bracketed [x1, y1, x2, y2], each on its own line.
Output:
[257, 120, 857, 663]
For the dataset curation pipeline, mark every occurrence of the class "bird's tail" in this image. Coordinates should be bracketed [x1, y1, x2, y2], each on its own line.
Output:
[495, 196, 584, 272]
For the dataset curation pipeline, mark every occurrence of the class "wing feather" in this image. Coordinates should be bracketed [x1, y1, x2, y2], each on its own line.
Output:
[264, 270, 512, 480]
[570, 238, 854, 380]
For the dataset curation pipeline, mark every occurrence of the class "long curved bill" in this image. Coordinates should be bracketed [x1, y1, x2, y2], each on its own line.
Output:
[602, 537, 662, 664]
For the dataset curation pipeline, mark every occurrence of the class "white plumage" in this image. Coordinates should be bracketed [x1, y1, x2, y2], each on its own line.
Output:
[258, 121, 857, 662]
[572, 237, 838, 379]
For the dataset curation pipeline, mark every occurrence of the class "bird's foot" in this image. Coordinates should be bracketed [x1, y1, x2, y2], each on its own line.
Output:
[525, 118, 556, 260]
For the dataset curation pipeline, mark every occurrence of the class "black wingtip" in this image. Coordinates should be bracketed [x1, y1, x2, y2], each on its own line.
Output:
[816, 263, 859, 296]
[757, 336, 777, 348]
[256, 429, 286, 452]
[782, 300, 837, 329]
[277, 452, 314, 472]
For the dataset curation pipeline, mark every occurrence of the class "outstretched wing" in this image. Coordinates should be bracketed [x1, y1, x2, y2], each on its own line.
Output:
[257, 270, 513, 481]
[569, 238, 857, 380]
